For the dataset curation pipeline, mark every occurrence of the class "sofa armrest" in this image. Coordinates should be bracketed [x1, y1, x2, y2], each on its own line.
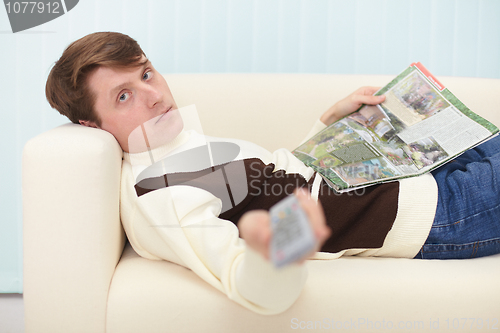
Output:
[23, 123, 125, 333]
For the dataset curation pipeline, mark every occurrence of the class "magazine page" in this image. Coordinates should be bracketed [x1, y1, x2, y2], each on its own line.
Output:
[292, 63, 499, 192]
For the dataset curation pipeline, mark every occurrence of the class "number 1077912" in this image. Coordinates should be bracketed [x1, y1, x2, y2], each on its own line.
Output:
[5, 2, 61, 14]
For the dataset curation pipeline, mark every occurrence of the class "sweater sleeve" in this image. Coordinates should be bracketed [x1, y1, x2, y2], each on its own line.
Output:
[120, 160, 308, 315]
[299, 119, 328, 145]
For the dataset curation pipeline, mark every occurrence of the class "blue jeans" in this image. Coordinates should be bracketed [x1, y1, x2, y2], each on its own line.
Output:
[414, 135, 500, 259]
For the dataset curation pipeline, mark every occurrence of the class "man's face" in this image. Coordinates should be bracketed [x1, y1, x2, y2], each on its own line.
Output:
[85, 57, 182, 153]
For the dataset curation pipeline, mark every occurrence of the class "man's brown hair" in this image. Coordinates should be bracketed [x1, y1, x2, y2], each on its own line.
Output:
[45, 31, 147, 126]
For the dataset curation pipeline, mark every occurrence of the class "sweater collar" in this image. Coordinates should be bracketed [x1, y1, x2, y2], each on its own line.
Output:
[123, 129, 192, 166]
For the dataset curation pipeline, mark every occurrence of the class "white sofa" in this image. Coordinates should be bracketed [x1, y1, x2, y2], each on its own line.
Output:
[23, 74, 500, 333]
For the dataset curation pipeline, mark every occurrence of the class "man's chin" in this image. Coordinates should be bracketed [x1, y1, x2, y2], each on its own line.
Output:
[127, 111, 184, 154]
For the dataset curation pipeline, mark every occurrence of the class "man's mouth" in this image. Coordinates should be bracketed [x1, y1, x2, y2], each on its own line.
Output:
[155, 107, 172, 124]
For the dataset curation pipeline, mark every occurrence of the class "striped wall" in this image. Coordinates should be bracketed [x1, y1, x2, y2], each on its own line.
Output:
[1, 0, 499, 293]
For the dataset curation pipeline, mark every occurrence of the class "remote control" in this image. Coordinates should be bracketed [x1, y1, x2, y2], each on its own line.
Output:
[269, 194, 316, 268]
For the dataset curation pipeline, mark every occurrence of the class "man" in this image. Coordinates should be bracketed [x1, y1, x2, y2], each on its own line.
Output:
[46, 32, 500, 314]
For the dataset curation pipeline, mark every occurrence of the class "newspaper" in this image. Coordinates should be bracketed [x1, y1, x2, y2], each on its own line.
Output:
[292, 62, 499, 193]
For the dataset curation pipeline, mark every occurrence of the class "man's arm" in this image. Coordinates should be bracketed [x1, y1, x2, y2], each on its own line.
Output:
[122, 159, 316, 315]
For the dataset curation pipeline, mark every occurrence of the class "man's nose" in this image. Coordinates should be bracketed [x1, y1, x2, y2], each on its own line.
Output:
[144, 84, 162, 108]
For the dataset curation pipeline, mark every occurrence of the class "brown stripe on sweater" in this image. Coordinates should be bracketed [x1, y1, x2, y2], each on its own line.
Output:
[134, 158, 399, 254]
[317, 181, 399, 253]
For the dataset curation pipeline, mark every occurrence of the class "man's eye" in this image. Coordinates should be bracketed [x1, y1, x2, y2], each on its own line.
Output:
[143, 71, 152, 80]
[119, 92, 130, 102]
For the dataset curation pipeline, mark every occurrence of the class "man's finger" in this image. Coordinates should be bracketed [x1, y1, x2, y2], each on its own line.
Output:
[354, 93, 386, 106]
[294, 189, 330, 242]
[239, 210, 272, 259]
[360, 86, 382, 95]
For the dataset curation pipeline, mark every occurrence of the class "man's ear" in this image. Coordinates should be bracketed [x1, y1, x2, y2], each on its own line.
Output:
[79, 120, 99, 128]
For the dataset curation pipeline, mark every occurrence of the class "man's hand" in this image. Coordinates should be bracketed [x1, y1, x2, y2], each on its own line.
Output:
[320, 86, 386, 126]
[238, 189, 331, 262]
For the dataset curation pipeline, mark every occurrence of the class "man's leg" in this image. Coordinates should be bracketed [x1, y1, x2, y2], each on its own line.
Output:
[415, 135, 500, 259]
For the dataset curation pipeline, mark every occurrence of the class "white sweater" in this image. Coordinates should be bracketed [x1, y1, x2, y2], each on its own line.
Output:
[120, 120, 438, 314]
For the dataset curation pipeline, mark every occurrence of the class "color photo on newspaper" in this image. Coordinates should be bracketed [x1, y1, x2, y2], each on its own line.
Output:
[293, 62, 499, 193]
